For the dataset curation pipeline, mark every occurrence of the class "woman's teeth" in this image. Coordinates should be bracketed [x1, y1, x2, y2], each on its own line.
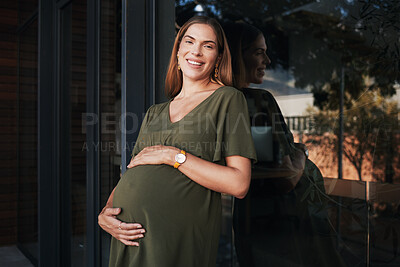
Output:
[188, 60, 202, 66]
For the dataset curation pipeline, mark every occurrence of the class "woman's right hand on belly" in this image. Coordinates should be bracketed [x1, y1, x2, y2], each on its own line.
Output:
[98, 207, 146, 246]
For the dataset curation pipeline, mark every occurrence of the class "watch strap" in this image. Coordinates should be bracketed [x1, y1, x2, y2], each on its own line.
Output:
[174, 150, 186, 169]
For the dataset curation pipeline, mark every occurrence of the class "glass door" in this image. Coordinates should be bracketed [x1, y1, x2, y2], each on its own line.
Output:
[59, 0, 87, 265]
[99, 0, 122, 265]
[17, 14, 38, 266]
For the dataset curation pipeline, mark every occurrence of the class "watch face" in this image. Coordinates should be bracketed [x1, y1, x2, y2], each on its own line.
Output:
[175, 153, 186, 164]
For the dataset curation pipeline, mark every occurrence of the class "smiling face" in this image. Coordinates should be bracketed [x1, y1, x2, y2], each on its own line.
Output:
[242, 34, 271, 85]
[177, 23, 220, 84]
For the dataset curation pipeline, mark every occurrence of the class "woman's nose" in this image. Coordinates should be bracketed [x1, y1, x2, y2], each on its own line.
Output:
[264, 54, 271, 65]
[191, 44, 202, 56]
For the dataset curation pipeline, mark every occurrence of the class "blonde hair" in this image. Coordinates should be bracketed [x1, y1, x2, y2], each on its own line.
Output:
[165, 16, 233, 99]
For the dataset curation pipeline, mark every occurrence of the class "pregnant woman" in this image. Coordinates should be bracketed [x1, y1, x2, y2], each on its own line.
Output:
[98, 16, 256, 267]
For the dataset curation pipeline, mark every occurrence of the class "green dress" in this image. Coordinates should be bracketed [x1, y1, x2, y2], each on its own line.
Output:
[109, 86, 257, 267]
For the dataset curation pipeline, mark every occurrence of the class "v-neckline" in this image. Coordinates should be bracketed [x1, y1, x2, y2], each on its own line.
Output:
[168, 86, 225, 124]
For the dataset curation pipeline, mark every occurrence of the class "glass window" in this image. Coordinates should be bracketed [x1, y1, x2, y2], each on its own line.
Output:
[0, 0, 38, 265]
[99, 0, 122, 266]
[18, 0, 38, 26]
[17, 16, 38, 265]
[176, 1, 399, 266]
[60, 0, 87, 264]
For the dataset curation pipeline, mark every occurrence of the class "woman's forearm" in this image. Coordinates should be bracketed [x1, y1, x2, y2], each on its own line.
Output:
[166, 148, 252, 199]
[128, 145, 252, 199]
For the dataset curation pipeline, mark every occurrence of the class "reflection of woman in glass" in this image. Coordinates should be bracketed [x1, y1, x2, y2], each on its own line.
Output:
[225, 22, 307, 191]
[98, 16, 256, 266]
[224, 22, 345, 267]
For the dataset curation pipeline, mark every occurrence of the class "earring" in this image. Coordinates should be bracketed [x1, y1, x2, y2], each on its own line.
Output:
[214, 63, 219, 78]
[177, 54, 181, 71]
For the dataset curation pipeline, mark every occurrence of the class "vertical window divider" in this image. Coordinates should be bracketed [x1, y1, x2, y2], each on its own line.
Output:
[121, 0, 146, 175]
[86, 0, 101, 266]
[38, 0, 59, 265]
[146, 0, 156, 106]
[120, 0, 127, 174]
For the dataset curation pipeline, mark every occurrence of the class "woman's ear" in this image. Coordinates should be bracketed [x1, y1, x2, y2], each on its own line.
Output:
[216, 56, 221, 65]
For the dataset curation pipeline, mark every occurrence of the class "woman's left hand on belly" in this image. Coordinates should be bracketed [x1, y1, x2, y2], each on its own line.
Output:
[127, 145, 178, 168]
[98, 207, 146, 246]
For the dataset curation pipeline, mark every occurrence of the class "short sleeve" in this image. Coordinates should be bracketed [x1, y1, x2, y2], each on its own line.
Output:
[213, 90, 257, 164]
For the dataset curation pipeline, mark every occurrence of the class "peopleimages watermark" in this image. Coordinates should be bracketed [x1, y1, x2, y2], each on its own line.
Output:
[81, 140, 231, 153]
[83, 112, 145, 135]
[81, 112, 297, 135]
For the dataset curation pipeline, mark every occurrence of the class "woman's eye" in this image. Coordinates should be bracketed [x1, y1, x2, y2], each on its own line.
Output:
[204, 45, 213, 49]
[185, 40, 193, 44]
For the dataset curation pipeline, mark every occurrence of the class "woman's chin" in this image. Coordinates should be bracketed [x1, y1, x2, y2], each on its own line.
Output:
[251, 78, 263, 85]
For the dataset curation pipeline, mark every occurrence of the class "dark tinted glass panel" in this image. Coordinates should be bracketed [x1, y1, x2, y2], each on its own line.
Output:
[0, 0, 18, 250]
[176, 1, 399, 266]
[369, 183, 400, 266]
[60, 1, 87, 265]
[100, 0, 121, 265]
[18, 0, 38, 25]
[17, 18, 38, 262]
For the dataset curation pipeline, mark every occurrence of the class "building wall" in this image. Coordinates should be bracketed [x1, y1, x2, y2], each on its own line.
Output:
[274, 93, 314, 116]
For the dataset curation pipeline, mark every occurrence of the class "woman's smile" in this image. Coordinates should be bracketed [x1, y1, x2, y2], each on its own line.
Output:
[186, 58, 205, 67]
[257, 67, 265, 77]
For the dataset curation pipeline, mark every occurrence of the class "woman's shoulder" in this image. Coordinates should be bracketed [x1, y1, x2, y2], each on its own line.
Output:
[217, 85, 242, 94]
[143, 102, 169, 120]
[147, 102, 168, 112]
[241, 87, 274, 99]
[213, 86, 245, 100]
[211, 86, 249, 108]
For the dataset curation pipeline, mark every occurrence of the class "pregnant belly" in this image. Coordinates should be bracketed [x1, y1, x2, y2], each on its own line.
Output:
[113, 165, 214, 226]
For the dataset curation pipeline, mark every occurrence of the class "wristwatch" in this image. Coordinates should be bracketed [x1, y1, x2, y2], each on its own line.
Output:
[174, 150, 186, 168]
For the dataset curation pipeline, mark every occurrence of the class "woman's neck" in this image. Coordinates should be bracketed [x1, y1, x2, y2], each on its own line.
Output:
[177, 78, 220, 99]
[242, 82, 250, 89]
